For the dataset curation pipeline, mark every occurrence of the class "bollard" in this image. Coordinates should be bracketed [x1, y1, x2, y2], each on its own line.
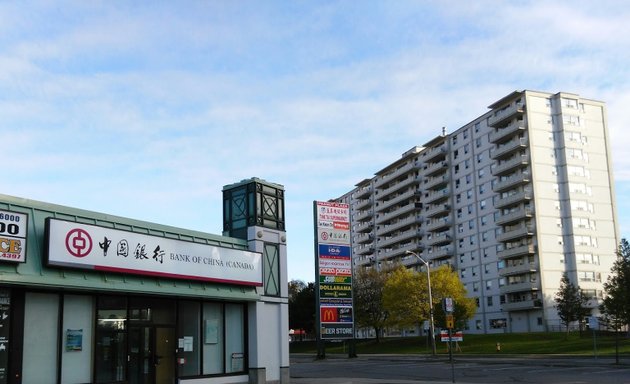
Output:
[496, 342, 501, 352]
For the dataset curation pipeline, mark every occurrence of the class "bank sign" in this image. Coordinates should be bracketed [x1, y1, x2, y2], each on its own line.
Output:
[45, 218, 262, 286]
[0, 210, 28, 263]
[314, 201, 354, 340]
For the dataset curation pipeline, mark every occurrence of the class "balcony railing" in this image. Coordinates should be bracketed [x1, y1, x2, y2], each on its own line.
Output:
[497, 244, 535, 259]
[501, 299, 542, 312]
[496, 224, 534, 242]
[375, 161, 417, 188]
[492, 155, 529, 177]
[500, 281, 539, 294]
[494, 191, 532, 209]
[489, 119, 526, 143]
[423, 160, 449, 177]
[495, 208, 533, 226]
[493, 171, 530, 193]
[488, 102, 525, 127]
[491, 138, 528, 160]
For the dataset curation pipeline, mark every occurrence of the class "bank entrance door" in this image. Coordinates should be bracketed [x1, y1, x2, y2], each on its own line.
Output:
[129, 326, 175, 384]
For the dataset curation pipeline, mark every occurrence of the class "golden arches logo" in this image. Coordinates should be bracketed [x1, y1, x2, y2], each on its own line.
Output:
[321, 308, 337, 322]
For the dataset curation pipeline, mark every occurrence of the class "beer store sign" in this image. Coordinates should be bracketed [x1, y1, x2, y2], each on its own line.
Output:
[0, 210, 28, 263]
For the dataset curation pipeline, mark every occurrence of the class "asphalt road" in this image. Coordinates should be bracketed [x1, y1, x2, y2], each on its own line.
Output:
[290, 354, 630, 384]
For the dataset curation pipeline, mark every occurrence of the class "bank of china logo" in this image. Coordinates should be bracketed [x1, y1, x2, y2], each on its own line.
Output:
[65, 228, 93, 258]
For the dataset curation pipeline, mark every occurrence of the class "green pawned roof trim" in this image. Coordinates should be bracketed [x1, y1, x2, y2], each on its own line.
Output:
[0, 193, 259, 301]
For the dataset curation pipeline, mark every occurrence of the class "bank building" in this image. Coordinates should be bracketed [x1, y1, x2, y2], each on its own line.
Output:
[0, 177, 289, 384]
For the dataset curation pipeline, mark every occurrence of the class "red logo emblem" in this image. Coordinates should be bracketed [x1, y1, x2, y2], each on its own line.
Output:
[65, 228, 93, 258]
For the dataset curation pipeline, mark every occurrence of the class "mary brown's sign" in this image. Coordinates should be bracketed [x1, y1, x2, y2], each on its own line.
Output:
[0, 210, 28, 263]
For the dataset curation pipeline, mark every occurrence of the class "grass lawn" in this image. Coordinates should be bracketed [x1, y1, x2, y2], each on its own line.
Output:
[290, 331, 630, 356]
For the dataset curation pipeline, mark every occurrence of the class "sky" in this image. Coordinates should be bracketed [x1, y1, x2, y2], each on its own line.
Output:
[2, 1, 630, 283]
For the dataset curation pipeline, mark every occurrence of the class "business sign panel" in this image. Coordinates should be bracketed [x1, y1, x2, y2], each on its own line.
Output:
[317, 228, 350, 245]
[0, 210, 28, 263]
[440, 330, 463, 342]
[45, 218, 262, 286]
[314, 200, 353, 340]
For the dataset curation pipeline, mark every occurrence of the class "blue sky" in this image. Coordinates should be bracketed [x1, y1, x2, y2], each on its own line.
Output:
[2, 1, 630, 283]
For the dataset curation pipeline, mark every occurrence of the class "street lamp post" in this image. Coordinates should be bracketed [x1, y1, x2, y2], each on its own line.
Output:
[406, 250, 436, 356]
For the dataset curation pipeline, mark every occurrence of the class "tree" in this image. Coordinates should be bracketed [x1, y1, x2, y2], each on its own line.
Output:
[383, 264, 475, 330]
[353, 266, 390, 342]
[288, 280, 316, 339]
[554, 273, 591, 336]
[600, 239, 630, 363]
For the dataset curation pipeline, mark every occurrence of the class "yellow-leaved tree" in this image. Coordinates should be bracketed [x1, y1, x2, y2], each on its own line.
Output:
[383, 264, 476, 330]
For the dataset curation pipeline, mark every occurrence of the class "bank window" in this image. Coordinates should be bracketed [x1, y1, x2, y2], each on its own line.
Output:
[95, 296, 128, 383]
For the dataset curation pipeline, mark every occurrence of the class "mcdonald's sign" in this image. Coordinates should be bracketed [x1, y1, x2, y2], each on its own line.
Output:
[320, 307, 338, 323]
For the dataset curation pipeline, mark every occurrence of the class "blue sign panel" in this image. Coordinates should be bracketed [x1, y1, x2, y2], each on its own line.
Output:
[318, 244, 351, 258]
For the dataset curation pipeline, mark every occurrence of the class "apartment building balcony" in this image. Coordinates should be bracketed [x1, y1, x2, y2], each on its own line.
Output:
[423, 145, 448, 162]
[492, 171, 530, 193]
[354, 220, 373, 233]
[492, 154, 530, 177]
[500, 281, 539, 294]
[500, 261, 538, 277]
[354, 209, 374, 222]
[375, 203, 419, 225]
[424, 203, 451, 218]
[501, 299, 542, 312]
[380, 242, 423, 260]
[376, 215, 423, 236]
[427, 246, 454, 260]
[354, 255, 376, 268]
[491, 138, 528, 160]
[423, 174, 450, 191]
[497, 244, 535, 260]
[496, 223, 534, 242]
[424, 188, 450, 204]
[494, 190, 532, 209]
[378, 175, 419, 198]
[354, 232, 373, 245]
[489, 119, 527, 143]
[354, 197, 372, 210]
[378, 228, 423, 249]
[355, 244, 375, 256]
[374, 161, 417, 188]
[495, 207, 533, 226]
[423, 160, 449, 177]
[425, 216, 452, 232]
[377, 189, 417, 212]
[488, 101, 525, 127]
[354, 184, 373, 199]
[426, 230, 453, 247]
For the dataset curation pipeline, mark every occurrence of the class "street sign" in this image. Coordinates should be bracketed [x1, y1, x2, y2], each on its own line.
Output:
[446, 314, 454, 329]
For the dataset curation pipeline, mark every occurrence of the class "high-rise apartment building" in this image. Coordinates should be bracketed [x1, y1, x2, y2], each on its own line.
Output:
[335, 90, 619, 334]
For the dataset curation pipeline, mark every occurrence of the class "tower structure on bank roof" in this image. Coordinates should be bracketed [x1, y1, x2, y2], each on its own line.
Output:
[335, 90, 619, 334]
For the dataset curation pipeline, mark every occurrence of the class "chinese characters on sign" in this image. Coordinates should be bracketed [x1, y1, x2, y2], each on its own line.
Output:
[45, 218, 263, 286]
[314, 201, 354, 340]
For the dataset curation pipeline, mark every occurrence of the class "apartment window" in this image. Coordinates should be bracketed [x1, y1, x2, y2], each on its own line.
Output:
[456, 194, 461, 203]
[472, 267, 478, 277]
[466, 174, 472, 184]
[458, 224, 464, 233]
[480, 199, 487, 210]
[467, 189, 473, 200]
[482, 231, 489, 242]
[474, 122, 480, 133]
[454, 164, 460, 174]
[452, 135, 458, 145]
[465, 159, 470, 169]
[475, 299, 480, 308]
[455, 179, 461, 189]
[453, 149, 459, 160]
[469, 235, 476, 246]
[497, 260, 505, 270]
[485, 278, 492, 288]
[479, 184, 485, 195]
[463, 129, 469, 139]
[468, 220, 474, 230]
[476, 137, 482, 148]
[461, 269, 466, 278]
[487, 296, 493, 307]
[562, 98, 579, 109]
[467, 204, 473, 214]
[473, 282, 479, 292]
[457, 208, 462, 218]
[478, 168, 485, 178]
[464, 144, 470, 154]
[471, 251, 477, 261]
[477, 153, 483, 163]
[563, 115, 581, 126]
[481, 215, 488, 226]
[460, 254, 465, 263]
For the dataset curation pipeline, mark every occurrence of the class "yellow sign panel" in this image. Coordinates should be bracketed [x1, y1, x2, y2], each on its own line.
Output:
[446, 314, 454, 329]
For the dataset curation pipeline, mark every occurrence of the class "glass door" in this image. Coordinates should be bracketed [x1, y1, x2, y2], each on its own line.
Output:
[129, 326, 176, 384]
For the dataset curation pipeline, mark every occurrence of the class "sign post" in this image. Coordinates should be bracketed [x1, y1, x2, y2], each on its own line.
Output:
[313, 201, 354, 359]
[443, 297, 455, 383]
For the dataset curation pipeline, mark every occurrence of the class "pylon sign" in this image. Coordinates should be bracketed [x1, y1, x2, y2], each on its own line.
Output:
[314, 201, 354, 340]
